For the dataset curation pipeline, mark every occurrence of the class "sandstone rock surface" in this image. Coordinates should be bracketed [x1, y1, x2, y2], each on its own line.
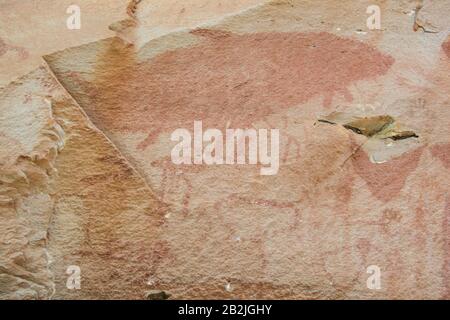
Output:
[1, 0, 449, 299]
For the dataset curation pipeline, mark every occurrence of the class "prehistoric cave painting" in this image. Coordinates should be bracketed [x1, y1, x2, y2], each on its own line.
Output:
[47, 30, 394, 151]
[431, 143, 450, 170]
[351, 146, 424, 203]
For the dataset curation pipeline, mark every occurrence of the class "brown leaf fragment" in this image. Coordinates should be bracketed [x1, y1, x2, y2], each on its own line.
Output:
[343, 115, 395, 137]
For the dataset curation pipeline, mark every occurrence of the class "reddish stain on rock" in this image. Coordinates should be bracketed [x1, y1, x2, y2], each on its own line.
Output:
[60, 30, 394, 149]
[0, 37, 28, 59]
[351, 147, 424, 203]
[442, 38, 450, 58]
[431, 143, 450, 169]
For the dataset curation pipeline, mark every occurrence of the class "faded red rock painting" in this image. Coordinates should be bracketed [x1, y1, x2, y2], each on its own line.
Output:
[51, 30, 394, 150]
[352, 146, 424, 203]
[432, 143, 450, 170]
[3, 0, 450, 300]
[442, 38, 450, 58]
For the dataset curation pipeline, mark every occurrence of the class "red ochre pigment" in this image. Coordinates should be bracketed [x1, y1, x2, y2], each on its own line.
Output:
[431, 143, 450, 170]
[70, 30, 394, 149]
[442, 38, 450, 58]
[352, 146, 424, 203]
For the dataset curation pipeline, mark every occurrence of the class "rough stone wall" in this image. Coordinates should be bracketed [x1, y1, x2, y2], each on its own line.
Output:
[1, 0, 449, 299]
[0, 67, 168, 299]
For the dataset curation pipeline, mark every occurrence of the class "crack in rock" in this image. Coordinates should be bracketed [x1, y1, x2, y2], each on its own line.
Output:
[145, 290, 171, 300]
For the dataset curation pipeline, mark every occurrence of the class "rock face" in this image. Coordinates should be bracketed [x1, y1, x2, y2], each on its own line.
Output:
[0, 0, 129, 87]
[1, 0, 450, 299]
[113, 0, 266, 48]
[0, 67, 167, 299]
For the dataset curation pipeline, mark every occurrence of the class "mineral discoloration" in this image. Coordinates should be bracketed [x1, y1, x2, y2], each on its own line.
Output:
[442, 38, 450, 58]
[431, 143, 450, 169]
